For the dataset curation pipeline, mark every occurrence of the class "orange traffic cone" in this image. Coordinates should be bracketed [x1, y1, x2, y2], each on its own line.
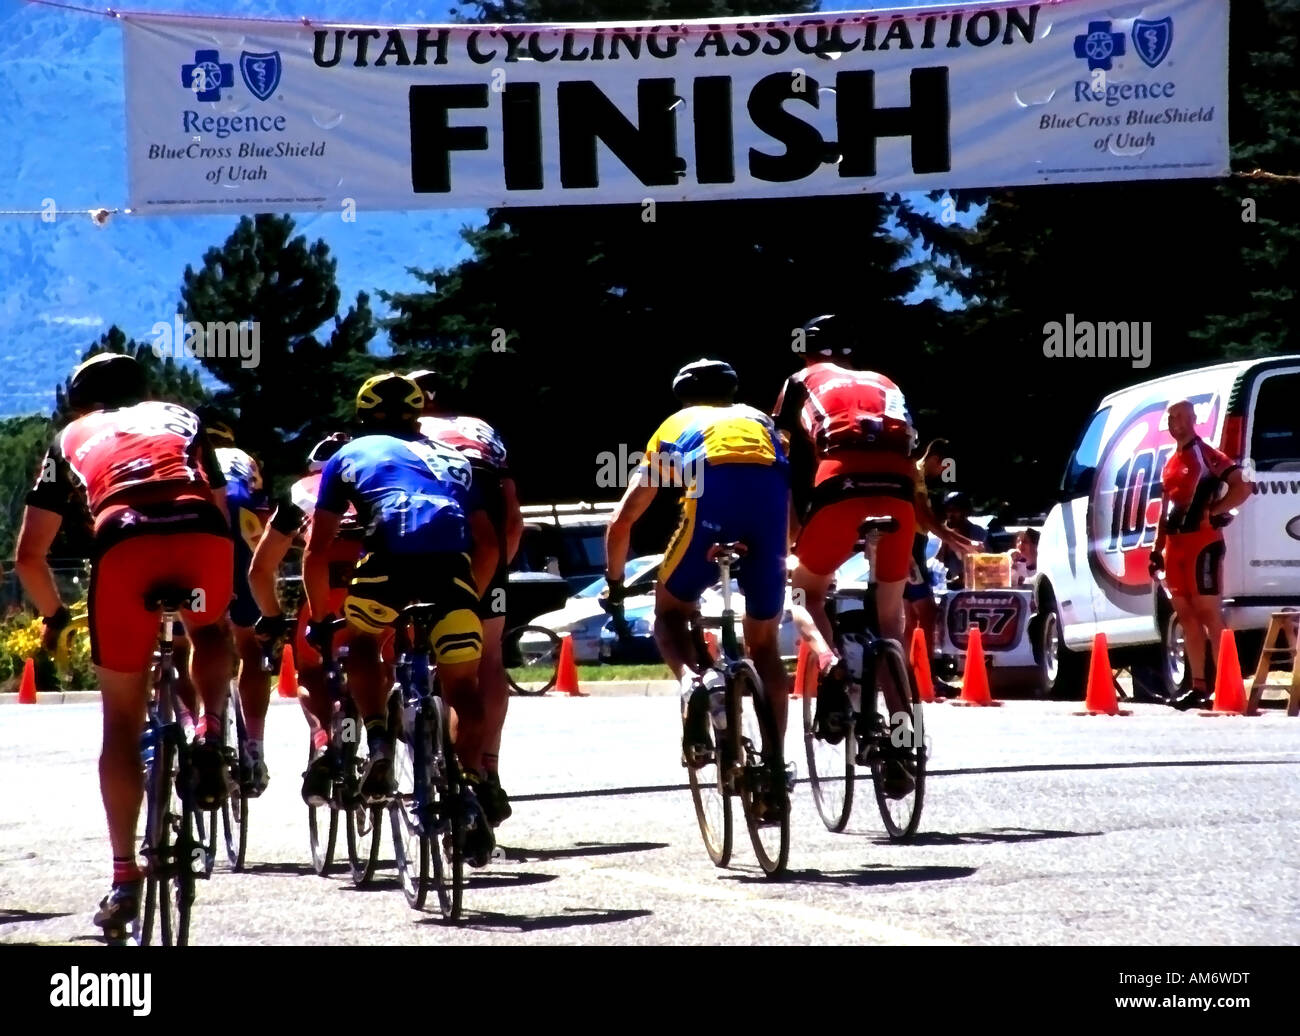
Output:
[1204, 629, 1247, 716]
[951, 626, 1001, 707]
[792, 640, 810, 699]
[555, 633, 585, 696]
[17, 657, 37, 704]
[703, 630, 719, 663]
[1075, 633, 1132, 716]
[909, 627, 935, 703]
[277, 646, 299, 699]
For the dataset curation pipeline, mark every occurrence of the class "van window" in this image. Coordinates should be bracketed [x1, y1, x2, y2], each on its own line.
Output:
[1251, 372, 1300, 471]
[1060, 406, 1112, 498]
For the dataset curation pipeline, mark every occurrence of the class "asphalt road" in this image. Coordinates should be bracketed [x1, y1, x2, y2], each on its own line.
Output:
[2, 695, 1298, 946]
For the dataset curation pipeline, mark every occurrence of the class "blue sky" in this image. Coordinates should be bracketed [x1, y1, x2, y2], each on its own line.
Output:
[0, 0, 974, 416]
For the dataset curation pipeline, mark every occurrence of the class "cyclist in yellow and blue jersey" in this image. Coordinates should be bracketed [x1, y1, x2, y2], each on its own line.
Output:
[604, 359, 791, 818]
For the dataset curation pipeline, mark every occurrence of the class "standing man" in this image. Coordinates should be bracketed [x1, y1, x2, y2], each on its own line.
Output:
[1150, 399, 1253, 710]
[408, 368, 523, 829]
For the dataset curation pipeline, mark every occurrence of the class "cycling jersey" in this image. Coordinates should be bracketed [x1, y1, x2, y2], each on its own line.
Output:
[643, 404, 787, 474]
[269, 472, 364, 590]
[28, 400, 226, 533]
[316, 432, 478, 555]
[1162, 437, 1239, 535]
[215, 446, 268, 627]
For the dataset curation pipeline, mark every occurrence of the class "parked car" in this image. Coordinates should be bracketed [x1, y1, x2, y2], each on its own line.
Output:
[1033, 356, 1300, 700]
[510, 502, 617, 595]
[517, 555, 662, 663]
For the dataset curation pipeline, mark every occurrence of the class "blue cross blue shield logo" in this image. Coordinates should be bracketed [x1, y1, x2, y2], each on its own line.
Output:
[239, 51, 282, 101]
[1073, 20, 1126, 72]
[181, 50, 234, 102]
[1131, 18, 1173, 68]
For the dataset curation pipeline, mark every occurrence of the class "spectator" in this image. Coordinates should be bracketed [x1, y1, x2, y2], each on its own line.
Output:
[938, 491, 988, 588]
[1010, 528, 1039, 587]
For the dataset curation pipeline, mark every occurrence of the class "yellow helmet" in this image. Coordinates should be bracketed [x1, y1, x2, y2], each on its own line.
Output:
[355, 373, 424, 423]
[205, 421, 237, 447]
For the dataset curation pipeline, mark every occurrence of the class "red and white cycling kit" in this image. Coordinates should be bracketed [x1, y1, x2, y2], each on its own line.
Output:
[773, 363, 918, 579]
[27, 401, 233, 671]
[1160, 436, 1239, 597]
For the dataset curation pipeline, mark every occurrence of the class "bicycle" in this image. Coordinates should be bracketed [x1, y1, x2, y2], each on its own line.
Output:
[195, 677, 250, 874]
[117, 587, 208, 946]
[503, 623, 561, 696]
[387, 602, 479, 918]
[802, 517, 927, 841]
[305, 616, 384, 886]
[682, 542, 792, 879]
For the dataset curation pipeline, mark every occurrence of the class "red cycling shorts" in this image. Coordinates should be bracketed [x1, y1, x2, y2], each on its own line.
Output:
[1163, 530, 1225, 597]
[90, 532, 234, 672]
[795, 494, 915, 580]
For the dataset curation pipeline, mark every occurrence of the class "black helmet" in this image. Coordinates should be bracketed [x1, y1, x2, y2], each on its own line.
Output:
[355, 372, 424, 424]
[68, 352, 146, 412]
[672, 359, 738, 404]
[406, 368, 438, 399]
[307, 432, 351, 472]
[943, 491, 971, 511]
[802, 314, 855, 357]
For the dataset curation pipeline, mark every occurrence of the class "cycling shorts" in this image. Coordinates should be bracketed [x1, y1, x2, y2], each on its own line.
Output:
[89, 503, 233, 672]
[1163, 530, 1225, 597]
[343, 551, 483, 664]
[658, 462, 788, 620]
[226, 484, 261, 628]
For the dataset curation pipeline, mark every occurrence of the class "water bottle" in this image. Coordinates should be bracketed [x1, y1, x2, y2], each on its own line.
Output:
[702, 670, 728, 731]
[841, 636, 865, 683]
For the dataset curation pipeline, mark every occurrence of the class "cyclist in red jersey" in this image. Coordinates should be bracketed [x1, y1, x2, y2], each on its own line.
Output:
[247, 433, 368, 804]
[1149, 399, 1253, 710]
[773, 315, 922, 795]
[15, 354, 235, 934]
[408, 369, 523, 828]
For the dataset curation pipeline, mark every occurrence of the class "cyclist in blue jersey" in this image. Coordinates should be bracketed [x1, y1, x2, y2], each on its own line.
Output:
[302, 373, 499, 863]
[604, 360, 791, 818]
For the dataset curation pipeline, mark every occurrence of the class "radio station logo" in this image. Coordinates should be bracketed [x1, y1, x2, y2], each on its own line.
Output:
[1132, 18, 1173, 68]
[240, 51, 282, 101]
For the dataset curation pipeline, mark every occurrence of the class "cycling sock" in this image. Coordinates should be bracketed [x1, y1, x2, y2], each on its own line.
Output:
[195, 713, 221, 742]
[311, 728, 329, 753]
[245, 717, 266, 742]
[112, 856, 142, 884]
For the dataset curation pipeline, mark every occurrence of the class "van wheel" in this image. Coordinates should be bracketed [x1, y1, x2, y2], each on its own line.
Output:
[1160, 608, 1191, 699]
[1036, 603, 1087, 699]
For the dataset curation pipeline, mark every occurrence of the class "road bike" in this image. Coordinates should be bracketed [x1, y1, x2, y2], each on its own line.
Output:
[196, 677, 251, 874]
[802, 518, 927, 841]
[306, 617, 384, 885]
[388, 602, 480, 918]
[683, 542, 792, 878]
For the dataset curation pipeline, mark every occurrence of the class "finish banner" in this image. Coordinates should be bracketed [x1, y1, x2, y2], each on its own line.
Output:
[120, 0, 1230, 214]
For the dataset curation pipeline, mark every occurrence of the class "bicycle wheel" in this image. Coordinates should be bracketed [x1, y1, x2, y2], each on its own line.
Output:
[686, 677, 732, 867]
[221, 690, 248, 870]
[195, 804, 217, 879]
[343, 730, 383, 886]
[802, 647, 854, 833]
[390, 711, 431, 909]
[139, 726, 169, 947]
[306, 744, 338, 876]
[158, 737, 197, 945]
[864, 640, 927, 841]
[428, 698, 465, 920]
[504, 625, 561, 695]
[730, 663, 789, 878]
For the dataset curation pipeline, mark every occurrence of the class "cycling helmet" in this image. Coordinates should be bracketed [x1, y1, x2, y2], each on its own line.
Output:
[204, 421, 236, 446]
[406, 368, 438, 396]
[943, 491, 971, 512]
[801, 314, 855, 357]
[355, 372, 424, 423]
[307, 432, 351, 472]
[67, 352, 146, 411]
[672, 359, 738, 404]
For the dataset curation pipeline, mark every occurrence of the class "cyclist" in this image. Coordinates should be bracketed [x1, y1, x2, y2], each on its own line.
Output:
[603, 359, 791, 817]
[302, 373, 499, 864]
[772, 314, 918, 796]
[408, 369, 523, 829]
[200, 412, 273, 795]
[15, 353, 234, 933]
[247, 433, 363, 805]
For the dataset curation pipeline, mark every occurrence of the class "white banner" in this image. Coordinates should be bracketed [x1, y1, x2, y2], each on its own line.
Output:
[120, 0, 1230, 214]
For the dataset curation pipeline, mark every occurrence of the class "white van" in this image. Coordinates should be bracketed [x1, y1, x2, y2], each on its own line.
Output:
[1033, 356, 1300, 699]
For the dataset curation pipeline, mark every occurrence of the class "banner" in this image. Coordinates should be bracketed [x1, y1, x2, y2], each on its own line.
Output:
[120, 0, 1230, 214]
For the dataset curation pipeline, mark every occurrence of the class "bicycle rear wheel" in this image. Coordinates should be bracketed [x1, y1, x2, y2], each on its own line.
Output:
[504, 625, 561, 695]
[196, 805, 217, 878]
[686, 681, 732, 867]
[306, 744, 338, 876]
[428, 698, 465, 920]
[221, 690, 248, 870]
[344, 734, 383, 887]
[730, 663, 789, 878]
[865, 640, 927, 841]
[801, 647, 854, 833]
[152, 736, 197, 945]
